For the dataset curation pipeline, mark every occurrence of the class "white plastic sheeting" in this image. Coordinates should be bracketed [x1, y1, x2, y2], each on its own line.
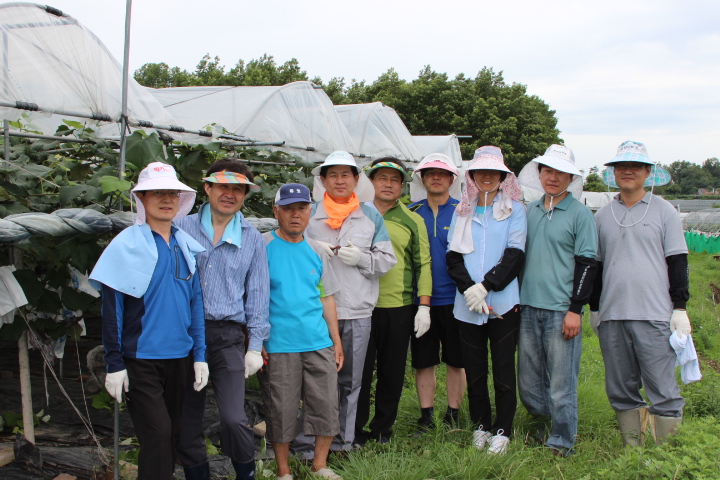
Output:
[413, 135, 463, 167]
[0, 3, 180, 138]
[335, 102, 422, 167]
[150, 82, 355, 163]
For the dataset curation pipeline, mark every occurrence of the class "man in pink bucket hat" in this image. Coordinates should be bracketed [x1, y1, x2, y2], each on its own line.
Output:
[406, 153, 467, 435]
[90, 162, 207, 480]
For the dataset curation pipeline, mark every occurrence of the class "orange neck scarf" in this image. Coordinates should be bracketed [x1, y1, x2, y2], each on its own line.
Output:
[323, 192, 359, 229]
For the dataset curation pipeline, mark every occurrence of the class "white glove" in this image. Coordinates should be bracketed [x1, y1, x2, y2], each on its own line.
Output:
[670, 309, 692, 337]
[245, 350, 263, 378]
[316, 241, 336, 258]
[464, 283, 489, 315]
[338, 240, 363, 267]
[105, 370, 129, 403]
[414, 305, 431, 338]
[464, 283, 487, 313]
[193, 361, 209, 391]
[590, 311, 600, 337]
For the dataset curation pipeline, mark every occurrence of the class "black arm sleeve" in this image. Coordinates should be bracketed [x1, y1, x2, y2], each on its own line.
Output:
[481, 247, 525, 292]
[589, 261, 603, 312]
[666, 253, 689, 309]
[569, 256, 598, 314]
[446, 251, 475, 294]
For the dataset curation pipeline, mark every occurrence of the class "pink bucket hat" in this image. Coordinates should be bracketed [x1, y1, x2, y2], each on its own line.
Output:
[457, 146, 522, 216]
[410, 153, 462, 202]
[131, 162, 196, 225]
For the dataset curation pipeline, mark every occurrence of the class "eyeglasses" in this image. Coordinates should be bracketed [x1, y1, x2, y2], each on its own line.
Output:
[148, 190, 180, 198]
[613, 163, 647, 171]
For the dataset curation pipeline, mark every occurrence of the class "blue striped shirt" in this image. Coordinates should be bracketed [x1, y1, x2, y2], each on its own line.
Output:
[176, 204, 270, 352]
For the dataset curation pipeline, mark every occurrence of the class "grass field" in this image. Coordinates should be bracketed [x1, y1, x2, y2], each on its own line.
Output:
[261, 253, 720, 480]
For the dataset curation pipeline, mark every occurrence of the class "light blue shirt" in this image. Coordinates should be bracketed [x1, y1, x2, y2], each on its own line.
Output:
[176, 205, 270, 352]
[89, 223, 204, 298]
[263, 231, 339, 353]
[448, 198, 527, 325]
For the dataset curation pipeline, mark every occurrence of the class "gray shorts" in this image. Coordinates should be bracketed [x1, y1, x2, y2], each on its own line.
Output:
[259, 346, 340, 444]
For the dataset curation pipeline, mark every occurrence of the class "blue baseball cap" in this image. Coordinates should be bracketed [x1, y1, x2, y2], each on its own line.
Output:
[275, 183, 311, 205]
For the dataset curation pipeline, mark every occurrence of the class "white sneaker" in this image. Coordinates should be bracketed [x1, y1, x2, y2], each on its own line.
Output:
[472, 427, 492, 449]
[487, 430, 510, 455]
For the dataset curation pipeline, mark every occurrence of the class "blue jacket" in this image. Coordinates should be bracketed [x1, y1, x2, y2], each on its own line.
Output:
[408, 197, 459, 306]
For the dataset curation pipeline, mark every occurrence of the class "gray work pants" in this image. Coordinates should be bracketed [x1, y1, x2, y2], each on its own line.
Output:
[599, 320, 684, 417]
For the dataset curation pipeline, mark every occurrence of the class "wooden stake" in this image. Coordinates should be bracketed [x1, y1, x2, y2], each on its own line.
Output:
[18, 330, 35, 444]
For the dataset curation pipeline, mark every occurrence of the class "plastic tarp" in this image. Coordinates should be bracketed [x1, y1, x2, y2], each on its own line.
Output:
[685, 231, 720, 254]
[149, 81, 355, 163]
[0, 2, 186, 140]
[579, 191, 618, 210]
[413, 135, 463, 167]
[335, 102, 422, 167]
[682, 209, 720, 235]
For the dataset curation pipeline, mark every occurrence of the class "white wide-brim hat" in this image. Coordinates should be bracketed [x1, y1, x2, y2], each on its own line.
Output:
[131, 162, 196, 225]
[410, 153, 462, 202]
[311, 151, 375, 202]
[602, 140, 671, 187]
[518, 144, 583, 199]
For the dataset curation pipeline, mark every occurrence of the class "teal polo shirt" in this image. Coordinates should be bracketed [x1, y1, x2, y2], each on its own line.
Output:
[520, 193, 597, 311]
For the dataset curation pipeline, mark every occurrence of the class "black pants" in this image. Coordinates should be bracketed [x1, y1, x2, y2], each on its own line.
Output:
[355, 305, 414, 440]
[124, 356, 191, 480]
[458, 306, 520, 436]
[177, 321, 255, 466]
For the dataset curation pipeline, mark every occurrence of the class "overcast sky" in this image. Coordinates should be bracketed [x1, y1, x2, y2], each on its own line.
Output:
[44, 0, 719, 172]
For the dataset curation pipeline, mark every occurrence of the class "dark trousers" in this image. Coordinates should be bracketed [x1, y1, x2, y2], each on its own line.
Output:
[356, 305, 414, 440]
[124, 356, 191, 480]
[177, 321, 255, 466]
[458, 306, 520, 436]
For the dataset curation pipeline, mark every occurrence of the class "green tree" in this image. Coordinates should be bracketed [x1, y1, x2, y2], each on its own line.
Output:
[329, 66, 561, 172]
[702, 157, 720, 188]
[584, 166, 606, 192]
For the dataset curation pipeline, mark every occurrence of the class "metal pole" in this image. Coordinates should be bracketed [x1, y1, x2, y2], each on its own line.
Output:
[117, 0, 133, 182]
[114, 401, 120, 480]
[3, 120, 8, 162]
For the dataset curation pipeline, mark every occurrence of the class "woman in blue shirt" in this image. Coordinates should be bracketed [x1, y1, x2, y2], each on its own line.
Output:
[446, 146, 527, 455]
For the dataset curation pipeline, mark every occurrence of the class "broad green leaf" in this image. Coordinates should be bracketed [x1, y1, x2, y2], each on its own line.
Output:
[12, 269, 44, 305]
[61, 287, 95, 311]
[99, 175, 132, 194]
[36, 289, 63, 314]
[125, 131, 164, 169]
[62, 120, 85, 129]
[69, 163, 93, 181]
[59, 185, 89, 204]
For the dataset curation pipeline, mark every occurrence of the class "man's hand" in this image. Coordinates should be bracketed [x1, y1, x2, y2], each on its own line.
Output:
[562, 311, 581, 340]
[316, 241, 337, 259]
[334, 343, 344, 372]
[590, 311, 600, 337]
[670, 309, 692, 337]
[245, 350, 263, 378]
[414, 305, 431, 338]
[105, 370, 129, 403]
[193, 362, 209, 391]
[338, 240, 362, 267]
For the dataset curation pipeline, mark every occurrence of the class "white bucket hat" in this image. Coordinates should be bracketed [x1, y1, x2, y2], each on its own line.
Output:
[131, 162, 196, 225]
[410, 153, 462, 202]
[602, 140, 671, 188]
[518, 144, 583, 199]
[311, 151, 375, 202]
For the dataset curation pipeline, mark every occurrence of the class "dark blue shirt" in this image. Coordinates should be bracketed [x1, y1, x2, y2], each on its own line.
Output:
[102, 228, 205, 373]
[408, 197, 459, 306]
